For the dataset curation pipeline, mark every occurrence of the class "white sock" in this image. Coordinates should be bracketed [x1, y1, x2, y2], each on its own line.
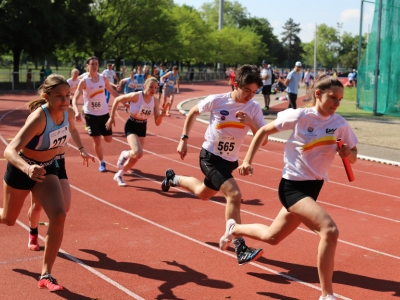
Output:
[122, 150, 129, 159]
[99, 160, 105, 164]
[116, 170, 125, 177]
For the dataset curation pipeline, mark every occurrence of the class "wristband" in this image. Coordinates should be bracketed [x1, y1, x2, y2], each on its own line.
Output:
[27, 165, 33, 177]
[79, 146, 84, 151]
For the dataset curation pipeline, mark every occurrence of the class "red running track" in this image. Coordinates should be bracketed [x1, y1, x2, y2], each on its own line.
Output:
[0, 83, 399, 299]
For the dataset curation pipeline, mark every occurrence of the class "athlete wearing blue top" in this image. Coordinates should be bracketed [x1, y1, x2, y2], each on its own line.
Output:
[285, 61, 303, 109]
[160, 65, 180, 116]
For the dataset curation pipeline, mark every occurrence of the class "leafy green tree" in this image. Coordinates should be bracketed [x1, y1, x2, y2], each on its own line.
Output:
[339, 32, 362, 69]
[171, 5, 214, 69]
[0, 0, 97, 81]
[199, 0, 249, 29]
[281, 18, 303, 67]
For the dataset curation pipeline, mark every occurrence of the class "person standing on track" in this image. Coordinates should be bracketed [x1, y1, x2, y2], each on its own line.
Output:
[219, 74, 358, 300]
[72, 56, 120, 172]
[106, 77, 166, 186]
[101, 63, 119, 104]
[160, 65, 180, 117]
[284, 61, 303, 109]
[1, 74, 92, 292]
[157, 63, 168, 101]
[161, 64, 267, 265]
[67, 68, 80, 105]
[26, 98, 94, 252]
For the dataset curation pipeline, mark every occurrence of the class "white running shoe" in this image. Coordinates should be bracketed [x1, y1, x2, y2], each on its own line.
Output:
[219, 219, 236, 250]
[319, 295, 337, 300]
[113, 174, 127, 187]
[117, 151, 128, 169]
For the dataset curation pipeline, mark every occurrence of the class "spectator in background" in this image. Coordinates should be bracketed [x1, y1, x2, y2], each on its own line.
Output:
[304, 68, 311, 93]
[347, 71, 354, 88]
[228, 68, 236, 91]
[189, 68, 195, 84]
[260, 60, 272, 113]
[44, 64, 52, 79]
[39, 66, 45, 85]
[352, 69, 357, 87]
[101, 63, 119, 104]
[206, 67, 211, 81]
[26, 69, 32, 89]
[284, 61, 303, 109]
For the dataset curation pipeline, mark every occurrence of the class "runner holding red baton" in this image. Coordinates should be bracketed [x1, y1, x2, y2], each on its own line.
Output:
[336, 138, 355, 182]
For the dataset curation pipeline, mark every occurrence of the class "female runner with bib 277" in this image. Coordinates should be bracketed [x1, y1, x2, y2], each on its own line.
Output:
[106, 77, 167, 186]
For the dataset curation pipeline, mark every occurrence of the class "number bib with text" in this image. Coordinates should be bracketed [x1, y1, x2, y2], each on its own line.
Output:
[167, 80, 175, 87]
[49, 126, 69, 149]
[90, 99, 102, 110]
[213, 134, 239, 158]
[137, 104, 153, 119]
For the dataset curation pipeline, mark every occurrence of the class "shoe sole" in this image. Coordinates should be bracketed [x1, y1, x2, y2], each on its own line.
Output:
[161, 179, 170, 192]
[238, 249, 264, 265]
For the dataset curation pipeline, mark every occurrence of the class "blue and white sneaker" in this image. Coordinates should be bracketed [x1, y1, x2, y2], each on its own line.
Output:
[236, 243, 263, 265]
[99, 162, 107, 172]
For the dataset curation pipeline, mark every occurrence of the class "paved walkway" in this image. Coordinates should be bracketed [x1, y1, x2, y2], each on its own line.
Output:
[177, 86, 400, 166]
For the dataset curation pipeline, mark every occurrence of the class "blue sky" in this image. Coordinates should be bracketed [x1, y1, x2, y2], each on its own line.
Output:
[173, 0, 375, 43]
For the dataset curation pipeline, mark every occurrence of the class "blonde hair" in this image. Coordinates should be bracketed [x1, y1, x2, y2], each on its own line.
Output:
[307, 74, 344, 107]
[27, 74, 69, 112]
[144, 76, 159, 86]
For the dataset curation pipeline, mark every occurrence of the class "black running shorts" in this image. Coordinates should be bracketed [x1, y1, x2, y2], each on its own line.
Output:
[278, 178, 324, 210]
[199, 148, 238, 191]
[85, 113, 112, 137]
[124, 117, 147, 137]
[4, 153, 59, 190]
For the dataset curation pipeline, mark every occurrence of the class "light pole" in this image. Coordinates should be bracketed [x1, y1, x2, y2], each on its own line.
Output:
[337, 22, 343, 73]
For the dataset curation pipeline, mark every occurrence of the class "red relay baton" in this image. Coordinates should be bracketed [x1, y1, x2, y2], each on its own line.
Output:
[336, 138, 355, 182]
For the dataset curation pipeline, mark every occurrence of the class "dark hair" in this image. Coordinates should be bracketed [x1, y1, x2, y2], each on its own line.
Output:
[172, 65, 178, 71]
[234, 64, 263, 88]
[27, 74, 69, 112]
[86, 56, 99, 65]
[307, 74, 344, 106]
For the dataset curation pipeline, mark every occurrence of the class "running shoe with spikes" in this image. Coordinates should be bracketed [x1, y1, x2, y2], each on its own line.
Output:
[38, 274, 63, 292]
[161, 168, 176, 192]
[28, 233, 40, 251]
[117, 150, 128, 169]
[219, 219, 236, 250]
[113, 174, 127, 187]
[236, 243, 264, 265]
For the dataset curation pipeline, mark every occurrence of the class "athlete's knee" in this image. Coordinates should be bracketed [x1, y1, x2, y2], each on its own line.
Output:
[226, 190, 242, 204]
[48, 209, 67, 225]
[322, 224, 339, 243]
[128, 149, 143, 160]
[104, 136, 112, 143]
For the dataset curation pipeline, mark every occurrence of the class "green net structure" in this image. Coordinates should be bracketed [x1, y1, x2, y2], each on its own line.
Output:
[358, 0, 400, 117]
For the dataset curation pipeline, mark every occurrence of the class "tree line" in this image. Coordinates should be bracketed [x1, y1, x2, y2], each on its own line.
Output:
[0, 0, 365, 79]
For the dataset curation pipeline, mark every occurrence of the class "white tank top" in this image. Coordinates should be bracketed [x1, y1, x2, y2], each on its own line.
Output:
[82, 75, 109, 116]
[129, 91, 154, 120]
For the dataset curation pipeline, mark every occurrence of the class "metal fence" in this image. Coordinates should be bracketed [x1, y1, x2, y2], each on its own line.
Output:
[0, 70, 227, 92]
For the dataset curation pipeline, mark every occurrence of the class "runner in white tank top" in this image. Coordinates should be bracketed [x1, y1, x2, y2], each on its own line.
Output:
[71, 56, 120, 172]
[106, 77, 167, 186]
[67, 68, 80, 105]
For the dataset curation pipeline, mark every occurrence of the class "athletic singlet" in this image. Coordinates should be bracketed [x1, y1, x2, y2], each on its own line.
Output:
[129, 91, 154, 120]
[82, 75, 108, 116]
[25, 105, 70, 151]
[159, 69, 168, 86]
[134, 74, 145, 90]
[67, 78, 79, 96]
[164, 72, 179, 90]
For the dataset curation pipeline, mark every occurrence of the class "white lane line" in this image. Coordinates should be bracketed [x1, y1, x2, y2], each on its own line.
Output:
[0, 256, 43, 265]
[70, 184, 351, 300]
[16, 220, 145, 300]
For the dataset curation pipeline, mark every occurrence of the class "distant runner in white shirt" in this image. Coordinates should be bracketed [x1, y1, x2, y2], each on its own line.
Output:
[101, 63, 119, 103]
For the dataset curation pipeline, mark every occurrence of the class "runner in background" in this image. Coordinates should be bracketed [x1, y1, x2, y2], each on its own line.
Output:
[72, 56, 120, 172]
[158, 63, 169, 101]
[106, 77, 166, 186]
[160, 65, 180, 117]
[67, 69, 80, 105]
[101, 63, 119, 104]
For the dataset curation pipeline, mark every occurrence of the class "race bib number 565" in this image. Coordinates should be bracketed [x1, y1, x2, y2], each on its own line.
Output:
[213, 134, 239, 158]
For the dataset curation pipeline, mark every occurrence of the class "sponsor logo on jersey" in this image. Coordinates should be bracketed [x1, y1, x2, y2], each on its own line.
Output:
[326, 128, 337, 134]
[220, 110, 229, 116]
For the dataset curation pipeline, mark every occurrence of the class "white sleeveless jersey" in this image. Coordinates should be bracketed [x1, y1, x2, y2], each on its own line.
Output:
[129, 91, 154, 120]
[198, 93, 266, 162]
[67, 78, 80, 96]
[82, 75, 108, 116]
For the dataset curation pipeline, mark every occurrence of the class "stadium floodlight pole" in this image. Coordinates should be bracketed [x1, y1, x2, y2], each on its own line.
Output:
[373, 0, 382, 116]
[314, 24, 317, 80]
